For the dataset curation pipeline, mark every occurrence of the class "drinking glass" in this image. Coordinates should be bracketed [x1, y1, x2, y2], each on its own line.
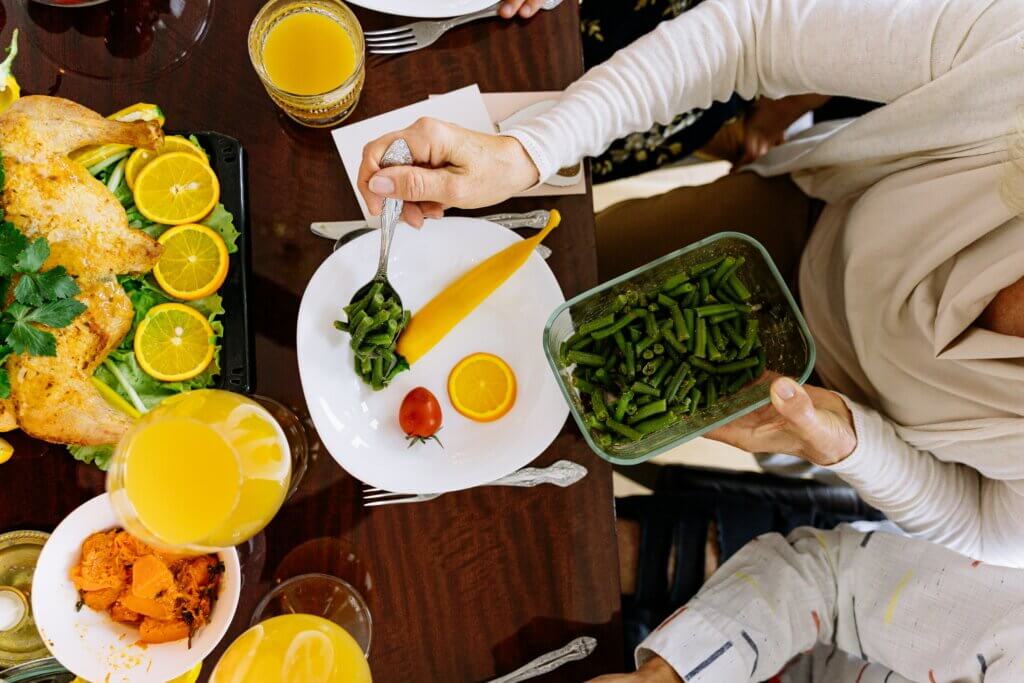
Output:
[106, 389, 308, 554]
[248, 0, 366, 128]
[251, 574, 372, 655]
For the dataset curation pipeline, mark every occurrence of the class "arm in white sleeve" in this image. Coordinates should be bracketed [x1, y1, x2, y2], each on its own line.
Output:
[827, 400, 1024, 568]
[505, 0, 994, 179]
[636, 529, 839, 682]
[638, 526, 1024, 682]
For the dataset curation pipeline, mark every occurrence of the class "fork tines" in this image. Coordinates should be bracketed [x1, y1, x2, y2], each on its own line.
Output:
[364, 25, 422, 55]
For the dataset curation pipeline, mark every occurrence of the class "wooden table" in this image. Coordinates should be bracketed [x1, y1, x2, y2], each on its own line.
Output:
[0, 1, 623, 680]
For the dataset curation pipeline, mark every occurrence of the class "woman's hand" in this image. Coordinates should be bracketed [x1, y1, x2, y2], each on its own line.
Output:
[588, 656, 683, 683]
[707, 377, 857, 466]
[499, 0, 546, 18]
[357, 118, 539, 227]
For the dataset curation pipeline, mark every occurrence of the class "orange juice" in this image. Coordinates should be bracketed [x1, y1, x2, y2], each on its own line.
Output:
[108, 390, 291, 551]
[211, 614, 372, 683]
[249, 0, 366, 127]
[262, 11, 356, 95]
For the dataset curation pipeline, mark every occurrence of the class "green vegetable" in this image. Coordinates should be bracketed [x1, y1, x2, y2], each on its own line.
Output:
[605, 419, 642, 441]
[0, 161, 86, 393]
[567, 257, 765, 447]
[0, 30, 19, 91]
[69, 141, 237, 468]
[627, 399, 667, 425]
[567, 349, 607, 367]
[336, 286, 411, 390]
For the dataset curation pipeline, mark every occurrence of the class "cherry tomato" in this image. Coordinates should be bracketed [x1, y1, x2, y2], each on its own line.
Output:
[399, 387, 443, 447]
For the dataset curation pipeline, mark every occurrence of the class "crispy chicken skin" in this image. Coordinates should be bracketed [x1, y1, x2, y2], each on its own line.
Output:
[0, 96, 165, 445]
[8, 277, 135, 445]
[0, 97, 163, 277]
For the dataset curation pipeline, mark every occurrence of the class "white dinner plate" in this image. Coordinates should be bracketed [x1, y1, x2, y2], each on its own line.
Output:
[31, 494, 241, 683]
[347, 0, 495, 19]
[297, 216, 568, 493]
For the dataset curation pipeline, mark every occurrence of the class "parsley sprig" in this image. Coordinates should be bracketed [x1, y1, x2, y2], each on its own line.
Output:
[0, 153, 86, 397]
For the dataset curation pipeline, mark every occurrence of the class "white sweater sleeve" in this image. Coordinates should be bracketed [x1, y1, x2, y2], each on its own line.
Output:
[504, 0, 991, 179]
[827, 400, 1024, 569]
[638, 526, 1024, 682]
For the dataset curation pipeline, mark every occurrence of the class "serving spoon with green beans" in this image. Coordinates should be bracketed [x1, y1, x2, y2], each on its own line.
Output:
[337, 138, 414, 390]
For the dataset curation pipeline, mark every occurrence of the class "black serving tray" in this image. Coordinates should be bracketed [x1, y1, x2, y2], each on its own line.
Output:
[179, 131, 255, 394]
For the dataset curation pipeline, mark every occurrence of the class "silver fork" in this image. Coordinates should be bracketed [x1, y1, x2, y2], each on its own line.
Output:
[363, 459, 587, 506]
[365, 0, 564, 55]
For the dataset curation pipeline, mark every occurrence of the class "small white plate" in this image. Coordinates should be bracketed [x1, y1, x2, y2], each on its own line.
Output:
[297, 216, 568, 493]
[31, 494, 241, 683]
[347, 0, 494, 19]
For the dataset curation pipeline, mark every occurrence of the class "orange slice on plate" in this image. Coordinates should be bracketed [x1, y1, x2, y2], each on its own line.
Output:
[447, 352, 517, 422]
[154, 223, 229, 300]
[125, 135, 207, 190]
[134, 303, 215, 382]
[133, 152, 220, 225]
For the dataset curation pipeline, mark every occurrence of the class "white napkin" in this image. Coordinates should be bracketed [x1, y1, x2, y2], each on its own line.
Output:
[331, 84, 494, 222]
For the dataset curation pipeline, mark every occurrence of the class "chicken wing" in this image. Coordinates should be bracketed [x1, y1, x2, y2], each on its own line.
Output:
[9, 277, 135, 445]
[0, 96, 164, 278]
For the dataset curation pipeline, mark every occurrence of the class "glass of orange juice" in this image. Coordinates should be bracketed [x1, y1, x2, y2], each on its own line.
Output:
[248, 0, 366, 127]
[106, 389, 308, 554]
[211, 613, 372, 683]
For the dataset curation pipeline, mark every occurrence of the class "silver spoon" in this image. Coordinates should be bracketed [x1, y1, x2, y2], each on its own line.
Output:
[486, 636, 597, 683]
[349, 138, 413, 306]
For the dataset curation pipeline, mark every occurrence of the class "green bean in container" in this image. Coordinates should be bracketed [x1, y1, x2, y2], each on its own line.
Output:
[563, 255, 768, 447]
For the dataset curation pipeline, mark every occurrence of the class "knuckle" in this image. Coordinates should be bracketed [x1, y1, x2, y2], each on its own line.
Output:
[414, 117, 436, 132]
[406, 171, 429, 200]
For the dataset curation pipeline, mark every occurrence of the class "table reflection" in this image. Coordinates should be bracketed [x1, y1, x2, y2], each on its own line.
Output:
[13, 0, 213, 82]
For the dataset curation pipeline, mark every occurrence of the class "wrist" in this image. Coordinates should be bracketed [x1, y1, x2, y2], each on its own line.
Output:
[637, 656, 684, 682]
[499, 133, 541, 190]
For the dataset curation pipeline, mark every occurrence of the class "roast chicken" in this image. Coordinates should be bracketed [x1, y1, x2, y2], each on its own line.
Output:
[0, 96, 163, 444]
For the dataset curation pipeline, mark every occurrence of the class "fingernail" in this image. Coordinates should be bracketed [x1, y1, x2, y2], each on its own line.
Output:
[775, 379, 796, 400]
[521, 7, 533, 16]
[369, 175, 395, 194]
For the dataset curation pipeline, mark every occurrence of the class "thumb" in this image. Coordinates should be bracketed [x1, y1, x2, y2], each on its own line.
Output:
[770, 377, 824, 442]
[368, 166, 458, 204]
[770, 377, 853, 464]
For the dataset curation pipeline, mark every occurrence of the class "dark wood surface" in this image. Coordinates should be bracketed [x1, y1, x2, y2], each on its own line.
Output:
[0, 1, 624, 681]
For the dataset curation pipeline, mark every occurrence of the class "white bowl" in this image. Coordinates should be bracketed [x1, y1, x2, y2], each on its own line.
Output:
[31, 494, 241, 683]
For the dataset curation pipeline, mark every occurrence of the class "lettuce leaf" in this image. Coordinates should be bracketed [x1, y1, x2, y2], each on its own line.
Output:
[202, 204, 240, 254]
[71, 136, 236, 469]
[68, 444, 114, 470]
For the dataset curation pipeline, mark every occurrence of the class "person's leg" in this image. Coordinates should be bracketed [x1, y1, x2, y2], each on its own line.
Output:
[596, 171, 814, 281]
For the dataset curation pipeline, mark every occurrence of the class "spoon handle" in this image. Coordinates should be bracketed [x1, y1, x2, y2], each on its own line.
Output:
[375, 138, 413, 280]
[377, 198, 402, 280]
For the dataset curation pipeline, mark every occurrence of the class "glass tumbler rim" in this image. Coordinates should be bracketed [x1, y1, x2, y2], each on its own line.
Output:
[250, 572, 373, 656]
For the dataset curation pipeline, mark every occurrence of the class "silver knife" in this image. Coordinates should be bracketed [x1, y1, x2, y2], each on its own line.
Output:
[312, 210, 553, 259]
[310, 209, 551, 240]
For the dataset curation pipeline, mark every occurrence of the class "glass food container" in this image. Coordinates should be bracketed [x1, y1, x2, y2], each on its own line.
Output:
[543, 232, 815, 465]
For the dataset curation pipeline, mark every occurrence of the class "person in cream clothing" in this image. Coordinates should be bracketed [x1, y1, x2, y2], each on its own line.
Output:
[356, 0, 1024, 566]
